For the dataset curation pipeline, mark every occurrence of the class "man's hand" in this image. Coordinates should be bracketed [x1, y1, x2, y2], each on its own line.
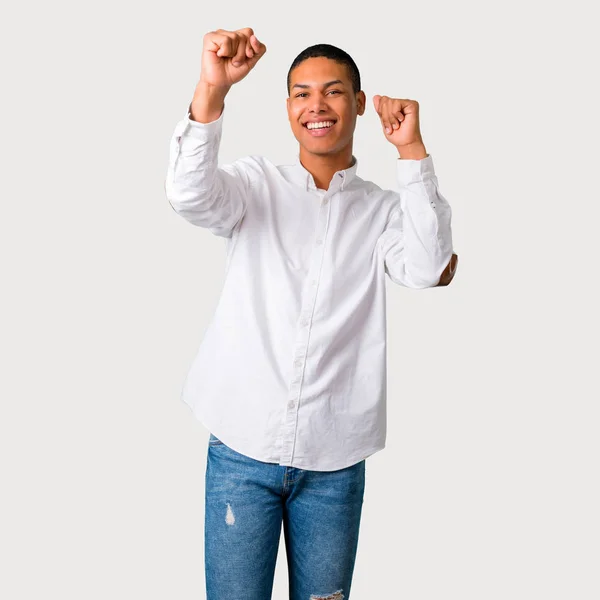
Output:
[190, 28, 266, 123]
[372, 95, 427, 159]
[200, 28, 267, 89]
[435, 253, 459, 286]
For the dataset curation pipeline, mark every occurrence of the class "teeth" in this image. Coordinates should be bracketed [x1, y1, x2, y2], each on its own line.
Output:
[307, 121, 334, 130]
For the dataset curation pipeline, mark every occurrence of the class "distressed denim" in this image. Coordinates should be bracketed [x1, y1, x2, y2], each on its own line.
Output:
[205, 433, 366, 600]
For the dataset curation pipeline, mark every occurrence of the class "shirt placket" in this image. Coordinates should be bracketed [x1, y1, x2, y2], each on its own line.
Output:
[278, 173, 344, 465]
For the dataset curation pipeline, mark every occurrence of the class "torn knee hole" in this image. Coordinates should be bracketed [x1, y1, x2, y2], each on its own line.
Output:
[309, 591, 344, 600]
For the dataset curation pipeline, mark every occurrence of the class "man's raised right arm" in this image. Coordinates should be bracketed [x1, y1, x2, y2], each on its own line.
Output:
[164, 29, 267, 238]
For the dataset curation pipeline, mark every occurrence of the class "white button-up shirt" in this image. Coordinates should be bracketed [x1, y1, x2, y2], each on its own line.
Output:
[165, 105, 454, 471]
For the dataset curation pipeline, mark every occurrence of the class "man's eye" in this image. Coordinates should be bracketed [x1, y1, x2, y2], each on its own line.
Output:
[296, 90, 341, 98]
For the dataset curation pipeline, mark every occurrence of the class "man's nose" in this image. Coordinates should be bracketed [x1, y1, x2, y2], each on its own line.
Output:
[309, 95, 328, 113]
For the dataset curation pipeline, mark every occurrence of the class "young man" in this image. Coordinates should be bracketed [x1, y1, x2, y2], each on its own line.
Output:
[165, 27, 457, 600]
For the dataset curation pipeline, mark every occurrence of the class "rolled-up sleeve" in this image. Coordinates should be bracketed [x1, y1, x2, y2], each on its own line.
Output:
[378, 154, 454, 288]
[164, 104, 252, 238]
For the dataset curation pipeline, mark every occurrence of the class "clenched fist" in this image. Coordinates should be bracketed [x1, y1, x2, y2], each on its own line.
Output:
[373, 95, 427, 159]
[200, 27, 267, 89]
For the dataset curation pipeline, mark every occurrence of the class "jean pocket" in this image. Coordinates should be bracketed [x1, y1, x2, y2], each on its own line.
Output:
[208, 433, 224, 446]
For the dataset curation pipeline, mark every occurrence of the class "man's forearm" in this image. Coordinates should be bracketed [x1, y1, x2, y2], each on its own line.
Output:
[189, 80, 231, 123]
[166, 79, 239, 231]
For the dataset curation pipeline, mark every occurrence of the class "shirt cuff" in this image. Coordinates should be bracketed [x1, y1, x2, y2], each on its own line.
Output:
[396, 154, 436, 187]
[182, 103, 225, 140]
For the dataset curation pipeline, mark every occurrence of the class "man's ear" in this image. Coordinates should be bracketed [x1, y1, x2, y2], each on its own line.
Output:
[286, 96, 292, 120]
[357, 91, 366, 116]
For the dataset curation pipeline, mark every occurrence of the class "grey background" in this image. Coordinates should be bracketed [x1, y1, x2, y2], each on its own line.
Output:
[2, 0, 598, 598]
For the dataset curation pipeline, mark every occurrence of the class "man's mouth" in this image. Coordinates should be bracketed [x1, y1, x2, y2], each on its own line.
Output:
[303, 120, 337, 136]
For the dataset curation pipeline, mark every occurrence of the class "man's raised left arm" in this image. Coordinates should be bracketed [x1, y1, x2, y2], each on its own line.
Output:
[374, 95, 458, 288]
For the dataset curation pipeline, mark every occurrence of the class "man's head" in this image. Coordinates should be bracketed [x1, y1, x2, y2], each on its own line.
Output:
[286, 44, 366, 159]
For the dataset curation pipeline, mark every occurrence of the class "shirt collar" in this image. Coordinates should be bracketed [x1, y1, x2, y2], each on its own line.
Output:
[290, 154, 359, 192]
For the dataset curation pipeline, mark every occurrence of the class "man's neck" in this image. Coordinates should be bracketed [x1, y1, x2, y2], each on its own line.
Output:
[299, 147, 354, 191]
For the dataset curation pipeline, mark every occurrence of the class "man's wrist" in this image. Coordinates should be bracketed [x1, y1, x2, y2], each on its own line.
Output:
[189, 81, 231, 123]
[396, 142, 428, 160]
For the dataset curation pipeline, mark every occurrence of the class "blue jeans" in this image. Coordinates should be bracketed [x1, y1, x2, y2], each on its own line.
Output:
[205, 433, 366, 600]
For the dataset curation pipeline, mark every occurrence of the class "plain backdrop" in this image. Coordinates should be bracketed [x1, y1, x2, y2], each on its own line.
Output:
[2, 0, 599, 598]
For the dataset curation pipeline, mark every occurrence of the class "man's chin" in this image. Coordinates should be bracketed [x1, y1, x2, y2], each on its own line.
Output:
[299, 142, 339, 156]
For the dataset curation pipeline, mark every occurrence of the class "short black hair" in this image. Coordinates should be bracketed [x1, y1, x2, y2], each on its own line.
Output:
[287, 43, 361, 96]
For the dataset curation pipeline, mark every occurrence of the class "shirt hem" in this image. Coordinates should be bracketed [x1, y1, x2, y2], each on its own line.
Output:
[182, 396, 385, 472]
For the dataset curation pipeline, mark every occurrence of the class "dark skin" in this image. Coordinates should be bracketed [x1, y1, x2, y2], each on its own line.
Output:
[436, 252, 458, 286]
[286, 57, 365, 190]
[286, 56, 457, 286]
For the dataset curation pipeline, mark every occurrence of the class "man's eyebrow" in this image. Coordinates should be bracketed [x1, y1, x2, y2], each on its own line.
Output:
[292, 79, 344, 90]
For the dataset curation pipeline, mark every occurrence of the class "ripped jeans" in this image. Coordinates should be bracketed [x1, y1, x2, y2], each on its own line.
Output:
[205, 433, 366, 600]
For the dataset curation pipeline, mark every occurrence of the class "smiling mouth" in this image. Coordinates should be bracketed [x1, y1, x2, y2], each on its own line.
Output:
[302, 121, 338, 138]
[303, 120, 337, 129]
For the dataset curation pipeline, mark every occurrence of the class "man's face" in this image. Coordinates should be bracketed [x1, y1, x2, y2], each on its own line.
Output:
[287, 57, 365, 157]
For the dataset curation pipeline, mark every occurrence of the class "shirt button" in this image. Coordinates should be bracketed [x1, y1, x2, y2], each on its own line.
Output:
[316, 238, 323, 245]
[294, 359, 303, 367]
[288, 400, 296, 409]
[322, 198, 329, 205]
[311, 279, 317, 286]
[301, 319, 309, 327]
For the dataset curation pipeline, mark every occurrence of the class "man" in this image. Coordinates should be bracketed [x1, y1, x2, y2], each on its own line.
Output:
[165, 27, 457, 600]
